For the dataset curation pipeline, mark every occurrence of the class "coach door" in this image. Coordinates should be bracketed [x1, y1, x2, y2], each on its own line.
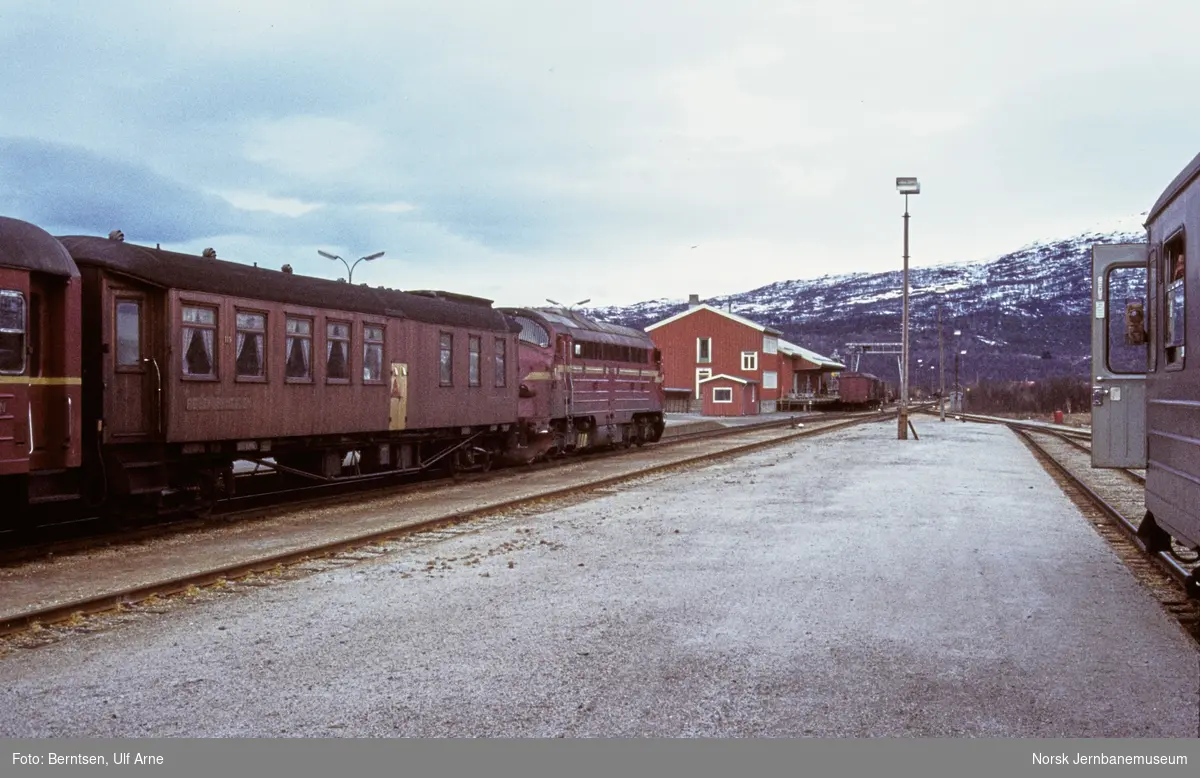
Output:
[1091, 243, 1148, 468]
[106, 288, 160, 441]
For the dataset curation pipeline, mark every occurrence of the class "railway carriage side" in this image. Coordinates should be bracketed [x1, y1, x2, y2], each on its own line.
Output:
[0, 217, 83, 530]
[61, 235, 525, 516]
[1091, 151, 1200, 571]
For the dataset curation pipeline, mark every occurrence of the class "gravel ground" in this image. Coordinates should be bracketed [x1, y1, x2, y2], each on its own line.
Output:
[0, 420, 1196, 737]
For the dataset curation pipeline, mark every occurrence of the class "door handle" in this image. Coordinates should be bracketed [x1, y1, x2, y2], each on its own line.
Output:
[1092, 387, 1109, 407]
[143, 357, 163, 435]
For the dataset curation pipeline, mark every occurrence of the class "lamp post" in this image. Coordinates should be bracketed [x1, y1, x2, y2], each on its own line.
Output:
[936, 286, 947, 421]
[318, 249, 385, 284]
[546, 298, 591, 311]
[895, 177, 920, 439]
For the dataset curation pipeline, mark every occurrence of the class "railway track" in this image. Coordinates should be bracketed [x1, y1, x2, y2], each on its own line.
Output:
[0, 410, 876, 563]
[0, 409, 891, 642]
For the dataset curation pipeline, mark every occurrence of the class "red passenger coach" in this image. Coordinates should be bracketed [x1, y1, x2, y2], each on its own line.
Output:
[61, 234, 519, 513]
[0, 218, 83, 509]
[498, 307, 665, 456]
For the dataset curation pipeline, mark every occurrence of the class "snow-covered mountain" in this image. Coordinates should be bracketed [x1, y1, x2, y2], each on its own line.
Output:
[586, 226, 1146, 384]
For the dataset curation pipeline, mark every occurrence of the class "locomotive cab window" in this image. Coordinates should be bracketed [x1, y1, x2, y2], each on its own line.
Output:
[326, 321, 351, 382]
[363, 324, 384, 383]
[1164, 231, 1186, 368]
[181, 305, 217, 379]
[514, 317, 550, 348]
[0, 290, 26, 375]
[236, 311, 267, 380]
[285, 317, 313, 381]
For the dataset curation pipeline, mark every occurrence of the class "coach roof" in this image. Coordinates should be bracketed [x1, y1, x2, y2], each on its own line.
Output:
[0, 216, 80, 277]
[1148, 151, 1200, 225]
[59, 235, 515, 332]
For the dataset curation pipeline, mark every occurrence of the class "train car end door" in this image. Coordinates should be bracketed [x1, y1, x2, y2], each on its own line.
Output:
[1091, 243, 1149, 468]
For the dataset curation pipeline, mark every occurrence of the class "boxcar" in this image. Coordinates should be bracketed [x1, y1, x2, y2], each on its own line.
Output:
[62, 233, 519, 512]
[498, 307, 665, 454]
[837, 372, 885, 409]
[1091, 151, 1200, 593]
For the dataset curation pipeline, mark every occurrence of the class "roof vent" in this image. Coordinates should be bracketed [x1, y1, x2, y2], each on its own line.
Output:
[202, 248, 217, 259]
[108, 229, 124, 242]
[687, 293, 700, 308]
[281, 264, 294, 274]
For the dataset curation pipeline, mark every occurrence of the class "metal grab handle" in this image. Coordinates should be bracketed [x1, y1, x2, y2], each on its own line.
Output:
[143, 357, 162, 435]
[27, 402, 34, 455]
[65, 395, 72, 444]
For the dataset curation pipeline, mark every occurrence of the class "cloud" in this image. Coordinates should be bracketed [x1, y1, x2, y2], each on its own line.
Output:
[0, 1, 1198, 306]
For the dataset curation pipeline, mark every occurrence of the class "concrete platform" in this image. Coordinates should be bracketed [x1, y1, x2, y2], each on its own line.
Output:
[0, 419, 1195, 736]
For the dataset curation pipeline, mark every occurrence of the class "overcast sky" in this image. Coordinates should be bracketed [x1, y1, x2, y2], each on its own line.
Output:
[1, 1, 1196, 306]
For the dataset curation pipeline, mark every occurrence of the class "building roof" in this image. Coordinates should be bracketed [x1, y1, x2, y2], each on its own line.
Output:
[644, 303, 783, 336]
[698, 373, 759, 385]
[779, 339, 845, 369]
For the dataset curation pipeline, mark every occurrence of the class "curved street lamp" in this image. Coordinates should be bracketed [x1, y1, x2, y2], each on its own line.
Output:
[318, 249, 385, 284]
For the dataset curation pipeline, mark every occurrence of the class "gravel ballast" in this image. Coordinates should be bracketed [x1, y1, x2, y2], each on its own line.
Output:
[1, 420, 1196, 737]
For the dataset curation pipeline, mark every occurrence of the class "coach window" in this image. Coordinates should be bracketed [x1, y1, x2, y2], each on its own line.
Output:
[741, 351, 758, 371]
[235, 311, 267, 380]
[494, 337, 507, 387]
[0, 290, 26, 374]
[326, 321, 351, 382]
[115, 299, 142, 370]
[285, 317, 313, 381]
[439, 333, 453, 386]
[1164, 231, 1186, 368]
[181, 305, 217, 379]
[363, 324, 384, 383]
[1105, 265, 1148, 374]
[468, 335, 481, 387]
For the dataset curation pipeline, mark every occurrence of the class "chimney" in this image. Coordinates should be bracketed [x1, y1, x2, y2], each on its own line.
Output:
[281, 264, 294, 274]
[687, 293, 701, 308]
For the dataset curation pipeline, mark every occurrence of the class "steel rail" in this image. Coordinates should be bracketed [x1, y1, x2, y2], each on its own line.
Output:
[0, 413, 888, 638]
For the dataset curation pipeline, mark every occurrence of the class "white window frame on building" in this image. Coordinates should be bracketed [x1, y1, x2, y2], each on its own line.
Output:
[763, 335, 778, 354]
[741, 351, 758, 371]
[695, 367, 712, 398]
[713, 387, 733, 403]
[762, 370, 777, 390]
[696, 337, 712, 363]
